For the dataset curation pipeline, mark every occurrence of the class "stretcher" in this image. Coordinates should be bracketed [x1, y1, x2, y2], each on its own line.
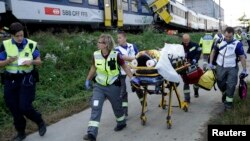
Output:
[130, 49, 190, 129]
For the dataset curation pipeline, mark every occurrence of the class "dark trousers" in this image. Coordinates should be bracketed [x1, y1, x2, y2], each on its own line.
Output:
[247, 40, 250, 53]
[3, 73, 43, 133]
[120, 75, 128, 115]
[216, 65, 238, 105]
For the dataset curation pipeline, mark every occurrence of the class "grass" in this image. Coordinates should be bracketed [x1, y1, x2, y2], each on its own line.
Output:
[208, 90, 250, 125]
[0, 29, 204, 141]
[201, 83, 250, 141]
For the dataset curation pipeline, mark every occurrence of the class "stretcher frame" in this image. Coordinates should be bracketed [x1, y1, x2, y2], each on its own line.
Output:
[131, 64, 190, 129]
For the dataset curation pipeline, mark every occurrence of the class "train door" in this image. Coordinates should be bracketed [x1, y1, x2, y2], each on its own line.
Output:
[204, 19, 207, 31]
[187, 11, 192, 29]
[104, 0, 123, 27]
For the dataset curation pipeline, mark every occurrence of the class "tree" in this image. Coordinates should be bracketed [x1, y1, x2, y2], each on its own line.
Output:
[238, 13, 250, 31]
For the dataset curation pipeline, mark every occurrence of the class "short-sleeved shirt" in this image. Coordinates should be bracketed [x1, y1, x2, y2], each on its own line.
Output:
[0, 38, 40, 61]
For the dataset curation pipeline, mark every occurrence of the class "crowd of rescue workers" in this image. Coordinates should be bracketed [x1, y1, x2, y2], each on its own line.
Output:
[0, 22, 250, 141]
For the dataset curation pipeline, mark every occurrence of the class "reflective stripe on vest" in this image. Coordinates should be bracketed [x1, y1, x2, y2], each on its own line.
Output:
[3, 39, 36, 73]
[94, 50, 119, 86]
[216, 40, 239, 67]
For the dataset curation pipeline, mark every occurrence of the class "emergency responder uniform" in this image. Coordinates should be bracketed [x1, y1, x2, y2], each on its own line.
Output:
[234, 30, 243, 42]
[181, 41, 202, 102]
[246, 33, 250, 53]
[84, 50, 127, 141]
[0, 38, 46, 140]
[199, 33, 214, 70]
[115, 43, 141, 116]
[214, 39, 245, 109]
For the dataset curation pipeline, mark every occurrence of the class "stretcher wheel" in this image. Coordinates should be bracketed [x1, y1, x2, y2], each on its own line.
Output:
[141, 116, 147, 126]
[162, 105, 166, 109]
[181, 101, 189, 112]
[183, 106, 188, 112]
[158, 104, 167, 109]
[167, 119, 172, 129]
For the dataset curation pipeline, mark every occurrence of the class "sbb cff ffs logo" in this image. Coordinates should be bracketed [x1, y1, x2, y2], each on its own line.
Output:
[45, 7, 60, 15]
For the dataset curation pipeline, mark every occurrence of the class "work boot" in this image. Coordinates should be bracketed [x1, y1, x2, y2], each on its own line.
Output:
[114, 123, 127, 131]
[13, 132, 26, 141]
[83, 134, 96, 141]
[38, 121, 47, 136]
[224, 102, 233, 111]
[247, 49, 250, 54]
[221, 94, 226, 103]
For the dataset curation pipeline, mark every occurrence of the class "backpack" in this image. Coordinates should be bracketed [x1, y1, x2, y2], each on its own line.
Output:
[198, 70, 216, 91]
[181, 65, 204, 84]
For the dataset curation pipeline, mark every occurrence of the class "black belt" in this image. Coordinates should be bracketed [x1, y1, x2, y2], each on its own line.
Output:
[4, 72, 32, 80]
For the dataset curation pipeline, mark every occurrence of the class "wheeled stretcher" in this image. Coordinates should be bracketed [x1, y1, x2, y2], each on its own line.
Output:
[130, 49, 190, 128]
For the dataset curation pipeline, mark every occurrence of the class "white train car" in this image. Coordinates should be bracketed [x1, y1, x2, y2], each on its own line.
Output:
[0, 1, 5, 14]
[1, 0, 153, 28]
[187, 9, 198, 30]
[168, 0, 188, 27]
[197, 13, 206, 30]
[204, 14, 219, 31]
[197, 13, 219, 31]
[0, 0, 220, 31]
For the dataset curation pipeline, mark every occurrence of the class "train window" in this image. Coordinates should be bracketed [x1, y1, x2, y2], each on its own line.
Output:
[142, 5, 150, 13]
[181, 11, 184, 18]
[88, 0, 98, 6]
[69, 0, 82, 4]
[170, 5, 173, 13]
[122, 0, 128, 11]
[131, 0, 138, 12]
[131, 0, 136, 4]
[177, 8, 180, 17]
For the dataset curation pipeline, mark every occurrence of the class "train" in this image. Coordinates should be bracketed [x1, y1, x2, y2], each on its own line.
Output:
[0, 0, 223, 31]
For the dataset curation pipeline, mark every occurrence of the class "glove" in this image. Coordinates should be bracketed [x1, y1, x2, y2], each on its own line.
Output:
[240, 69, 248, 79]
[85, 80, 91, 90]
[208, 63, 215, 70]
[131, 77, 140, 85]
[192, 59, 197, 65]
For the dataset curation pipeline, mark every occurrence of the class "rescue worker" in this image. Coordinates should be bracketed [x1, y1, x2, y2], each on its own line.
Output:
[209, 27, 248, 111]
[234, 29, 243, 42]
[246, 30, 250, 54]
[115, 31, 141, 117]
[199, 33, 214, 70]
[83, 34, 140, 141]
[213, 31, 224, 45]
[181, 34, 202, 103]
[0, 22, 46, 141]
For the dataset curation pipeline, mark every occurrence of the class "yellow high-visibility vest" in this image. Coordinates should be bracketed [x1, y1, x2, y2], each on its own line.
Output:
[94, 50, 119, 86]
[3, 39, 36, 73]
